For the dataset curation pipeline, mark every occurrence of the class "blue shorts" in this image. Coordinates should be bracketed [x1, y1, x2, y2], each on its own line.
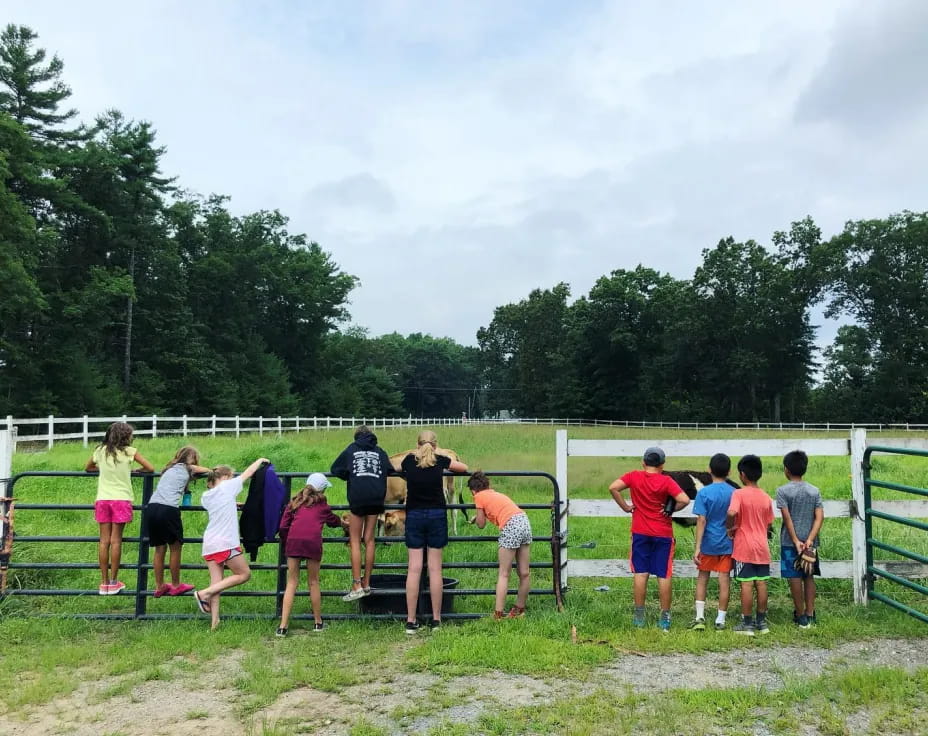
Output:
[780, 546, 820, 578]
[405, 508, 448, 549]
[630, 533, 675, 578]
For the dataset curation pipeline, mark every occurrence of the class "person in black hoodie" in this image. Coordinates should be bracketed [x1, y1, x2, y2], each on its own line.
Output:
[331, 425, 395, 601]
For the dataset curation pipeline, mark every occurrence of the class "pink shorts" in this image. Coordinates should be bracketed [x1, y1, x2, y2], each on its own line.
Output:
[94, 500, 133, 524]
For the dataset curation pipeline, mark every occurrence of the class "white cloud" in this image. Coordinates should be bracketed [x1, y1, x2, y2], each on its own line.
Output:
[5, 0, 927, 349]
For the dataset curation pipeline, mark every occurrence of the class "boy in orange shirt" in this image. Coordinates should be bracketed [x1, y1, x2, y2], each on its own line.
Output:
[726, 454, 775, 636]
[468, 471, 532, 619]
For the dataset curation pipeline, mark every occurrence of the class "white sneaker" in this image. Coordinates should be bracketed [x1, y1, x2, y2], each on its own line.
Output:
[342, 587, 365, 602]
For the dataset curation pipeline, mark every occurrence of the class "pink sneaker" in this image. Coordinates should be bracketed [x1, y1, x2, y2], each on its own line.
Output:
[170, 583, 194, 596]
[153, 584, 171, 598]
[107, 581, 126, 595]
[98, 583, 111, 596]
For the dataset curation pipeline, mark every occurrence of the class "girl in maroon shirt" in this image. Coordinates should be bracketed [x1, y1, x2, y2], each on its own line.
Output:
[276, 473, 346, 636]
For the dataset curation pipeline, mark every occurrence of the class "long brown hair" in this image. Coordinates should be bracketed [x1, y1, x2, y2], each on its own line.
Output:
[288, 483, 327, 511]
[414, 430, 438, 468]
[162, 445, 201, 474]
[97, 422, 134, 461]
[206, 465, 234, 487]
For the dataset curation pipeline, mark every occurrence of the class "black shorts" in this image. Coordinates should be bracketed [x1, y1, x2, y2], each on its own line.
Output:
[350, 505, 385, 517]
[147, 503, 183, 546]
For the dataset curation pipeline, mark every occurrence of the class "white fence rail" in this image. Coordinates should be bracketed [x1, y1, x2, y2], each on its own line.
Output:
[555, 430, 928, 605]
[4, 414, 928, 451]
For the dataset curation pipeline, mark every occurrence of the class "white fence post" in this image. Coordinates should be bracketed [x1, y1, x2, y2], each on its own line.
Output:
[277, 416, 282, 436]
[82, 415, 89, 448]
[0, 429, 13, 494]
[295, 415, 300, 433]
[47, 415, 54, 450]
[151, 414, 158, 439]
[850, 428, 868, 605]
[211, 415, 217, 438]
[235, 415, 240, 439]
[555, 430, 569, 589]
[259, 416, 263, 436]
[182, 414, 188, 437]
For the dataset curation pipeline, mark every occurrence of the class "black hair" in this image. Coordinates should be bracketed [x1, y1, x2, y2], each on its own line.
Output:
[468, 470, 491, 491]
[737, 454, 763, 483]
[709, 453, 731, 478]
[354, 424, 371, 440]
[783, 450, 808, 478]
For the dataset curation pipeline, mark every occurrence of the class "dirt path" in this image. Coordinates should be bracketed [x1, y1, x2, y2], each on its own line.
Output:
[2, 638, 926, 735]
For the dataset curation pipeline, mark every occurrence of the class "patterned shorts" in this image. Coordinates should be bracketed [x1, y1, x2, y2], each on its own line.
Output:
[498, 513, 532, 549]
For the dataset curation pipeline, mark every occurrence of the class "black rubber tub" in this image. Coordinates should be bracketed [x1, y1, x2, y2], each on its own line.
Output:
[358, 573, 459, 615]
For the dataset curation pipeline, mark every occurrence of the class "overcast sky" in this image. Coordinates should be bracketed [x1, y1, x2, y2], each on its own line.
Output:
[7, 1, 928, 347]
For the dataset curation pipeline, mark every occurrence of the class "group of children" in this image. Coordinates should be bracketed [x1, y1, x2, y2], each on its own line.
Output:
[610, 446, 823, 635]
[85, 422, 533, 633]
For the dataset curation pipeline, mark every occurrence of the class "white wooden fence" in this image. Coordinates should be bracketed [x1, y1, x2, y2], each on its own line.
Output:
[3, 414, 928, 451]
[555, 430, 928, 605]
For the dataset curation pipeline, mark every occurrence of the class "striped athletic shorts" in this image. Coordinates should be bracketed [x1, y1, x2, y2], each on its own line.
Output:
[498, 513, 532, 549]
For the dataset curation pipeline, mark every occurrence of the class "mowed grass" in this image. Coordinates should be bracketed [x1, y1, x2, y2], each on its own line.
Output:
[1, 425, 927, 731]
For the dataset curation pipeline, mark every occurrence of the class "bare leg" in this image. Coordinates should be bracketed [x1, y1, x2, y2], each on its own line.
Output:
[98, 523, 112, 585]
[740, 581, 753, 616]
[495, 546, 517, 613]
[308, 559, 322, 624]
[168, 541, 183, 586]
[657, 576, 672, 611]
[206, 560, 223, 630]
[633, 573, 649, 607]
[348, 514, 364, 592]
[427, 547, 444, 621]
[405, 547, 424, 622]
[788, 578, 805, 616]
[515, 544, 531, 609]
[153, 544, 167, 588]
[756, 580, 768, 614]
[718, 572, 731, 613]
[109, 523, 125, 582]
[362, 514, 378, 589]
[804, 576, 816, 617]
[279, 557, 301, 631]
[695, 569, 709, 608]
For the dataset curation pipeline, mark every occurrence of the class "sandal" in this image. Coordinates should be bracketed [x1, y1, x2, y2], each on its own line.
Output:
[194, 591, 211, 614]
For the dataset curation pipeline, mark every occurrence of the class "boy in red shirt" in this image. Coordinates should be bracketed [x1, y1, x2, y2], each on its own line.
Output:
[726, 454, 775, 636]
[609, 447, 690, 630]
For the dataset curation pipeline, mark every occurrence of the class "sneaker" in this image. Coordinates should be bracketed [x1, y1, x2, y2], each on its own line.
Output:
[755, 618, 770, 635]
[714, 621, 726, 631]
[507, 606, 526, 619]
[107, 581, 126, 595]
[404, 620, 420, 635]
[363, 586, 372, 596]
[428, 619, 441, 631]
[98, 583, 111, 596]
[170, 583, 194, 596]
[342, 586, 366, 602]
[733, 621, 755, 636]
[275, 627, 287, 637]
[690, 617, 706, 631]
[632, 614, 646, 628]
[313, 622, 324, 633]
[657, 617, 671, 633]
[797, 615, 811, 629]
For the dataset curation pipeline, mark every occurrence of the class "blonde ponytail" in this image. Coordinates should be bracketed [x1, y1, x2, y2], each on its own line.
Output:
[414, 430, 438, 468]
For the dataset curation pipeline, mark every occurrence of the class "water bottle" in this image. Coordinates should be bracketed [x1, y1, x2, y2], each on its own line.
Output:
[182, 490, 192, 507]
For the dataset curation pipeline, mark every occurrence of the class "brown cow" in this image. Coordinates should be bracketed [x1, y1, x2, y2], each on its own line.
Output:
[381, 448, 466, 537]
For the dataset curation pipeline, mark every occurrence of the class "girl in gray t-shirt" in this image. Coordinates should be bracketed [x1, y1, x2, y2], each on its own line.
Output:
[148, 446, 209, 597]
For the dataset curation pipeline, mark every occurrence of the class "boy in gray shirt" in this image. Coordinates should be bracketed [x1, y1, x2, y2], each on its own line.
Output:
[776, 450, 824, 628]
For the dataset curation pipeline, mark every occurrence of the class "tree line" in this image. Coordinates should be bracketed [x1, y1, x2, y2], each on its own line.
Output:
[1, 25, 926, 422]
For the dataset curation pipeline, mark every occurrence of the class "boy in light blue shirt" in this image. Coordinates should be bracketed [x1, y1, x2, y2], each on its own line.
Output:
[691, 453, 736, 630]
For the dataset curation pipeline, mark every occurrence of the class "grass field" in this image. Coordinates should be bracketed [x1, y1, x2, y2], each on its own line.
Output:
[2, 425, 927, 735]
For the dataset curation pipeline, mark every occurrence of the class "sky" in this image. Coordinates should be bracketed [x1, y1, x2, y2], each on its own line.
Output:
[6, 0, 928, 348]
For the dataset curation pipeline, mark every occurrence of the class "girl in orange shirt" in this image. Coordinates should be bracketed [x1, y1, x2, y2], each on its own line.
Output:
[468, 471, 532, 619]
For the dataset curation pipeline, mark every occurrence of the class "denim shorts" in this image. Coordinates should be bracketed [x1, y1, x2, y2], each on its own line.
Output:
[405, 508, 448, 549]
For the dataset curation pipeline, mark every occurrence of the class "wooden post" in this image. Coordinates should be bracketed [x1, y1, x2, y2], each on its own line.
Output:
[850, 428, 868, 604]
[555, 430, 569, 589]
[82, 415, 89, 448]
